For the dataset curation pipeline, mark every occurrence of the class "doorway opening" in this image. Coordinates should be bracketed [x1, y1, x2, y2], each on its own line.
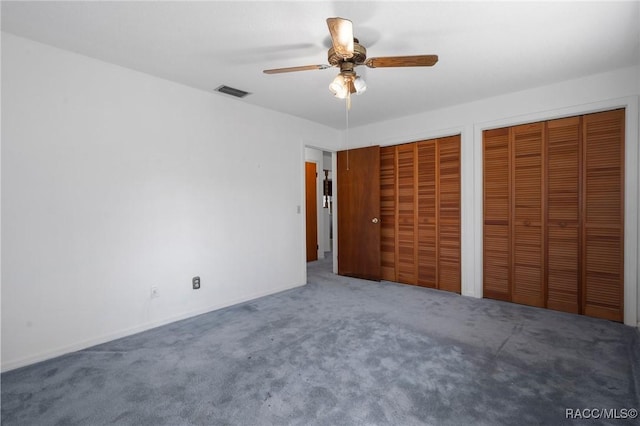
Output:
[304, 148, 334, 269]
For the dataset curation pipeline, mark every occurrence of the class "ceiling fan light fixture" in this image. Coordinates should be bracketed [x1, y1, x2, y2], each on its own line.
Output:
[329, 73, 366, 99]
[329, 74, 349, 99]
[353, 76, 367, 95]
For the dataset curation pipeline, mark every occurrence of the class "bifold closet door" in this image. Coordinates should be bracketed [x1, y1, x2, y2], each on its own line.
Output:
[546, 116, 581, 314]
[483, 128, 511, 301]
[483, 109, 624, 322]
[396, 144, 418, 284]
[417, 140, 437, 287]
[582, 109, 624, 322]
[511, 123, 545, 308]
[381, 136, 461, 293]
[380, 146, 397, 281]
[436, 136, 461, 293]
[380, 143, 419, 284]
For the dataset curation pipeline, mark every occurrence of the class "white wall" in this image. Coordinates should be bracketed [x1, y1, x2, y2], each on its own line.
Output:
[1, 33, 339, 371]
[342, 66, 640, 327]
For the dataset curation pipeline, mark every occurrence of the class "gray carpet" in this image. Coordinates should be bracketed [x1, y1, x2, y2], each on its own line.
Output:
[2, 255, 639, 425]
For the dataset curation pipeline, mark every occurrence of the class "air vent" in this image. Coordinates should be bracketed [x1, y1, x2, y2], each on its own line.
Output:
[214, 85, 250, 98]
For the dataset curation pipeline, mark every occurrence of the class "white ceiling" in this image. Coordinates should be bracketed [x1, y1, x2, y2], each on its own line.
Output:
[2, 1, 639, 129]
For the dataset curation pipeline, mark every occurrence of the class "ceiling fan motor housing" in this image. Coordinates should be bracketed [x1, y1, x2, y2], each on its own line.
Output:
[328, 39, 367, 66]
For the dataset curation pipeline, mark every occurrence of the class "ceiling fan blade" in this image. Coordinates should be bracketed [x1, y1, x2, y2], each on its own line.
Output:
[263, 64, 331, 74]
[365, 55, 439, 68]
[326, 17, 354, 59]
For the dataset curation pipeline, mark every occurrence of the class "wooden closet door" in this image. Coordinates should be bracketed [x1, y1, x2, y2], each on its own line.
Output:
[417, 141, 437, 288]
[382, 137, 461, 291]
[437, 136, 461, 293]
[546, 117, 581, 313]
[483, 128, 511, 300]
[582, 109, 624, 322]
[511, 123, 545, 307]
[380, 146, 397, 281]
[337, 146, 381, 281]
[396, 144, 418, 284]
[305, 162, 318, 262]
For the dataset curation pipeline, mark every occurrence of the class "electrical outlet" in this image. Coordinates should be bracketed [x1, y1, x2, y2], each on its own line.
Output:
[150, 286, 159, 299]
[192, 276, 200, 290]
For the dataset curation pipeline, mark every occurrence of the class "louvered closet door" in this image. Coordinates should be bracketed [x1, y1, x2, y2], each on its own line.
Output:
[381, 137, 461, 292]
[483, 128, 511, 300]
[396, 144, 418, 284]
[380, 146, 397, 281]
[437, 136, 461, 293]
[582, 109, 624, 322]
[511, 123, 545, 308]
[546, 117, 581, 314]
[417, 141, 437, 287]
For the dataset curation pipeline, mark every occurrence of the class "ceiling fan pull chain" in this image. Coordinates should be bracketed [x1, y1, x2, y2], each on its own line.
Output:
[345, 93, 350, 171]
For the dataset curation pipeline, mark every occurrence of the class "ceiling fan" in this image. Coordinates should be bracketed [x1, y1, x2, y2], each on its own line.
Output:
[263, 17, 438, 99]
